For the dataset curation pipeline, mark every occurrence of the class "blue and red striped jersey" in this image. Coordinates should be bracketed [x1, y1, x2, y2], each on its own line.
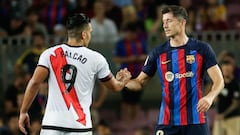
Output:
[143, 38, 217, 126]
[114, 38, 147, 78]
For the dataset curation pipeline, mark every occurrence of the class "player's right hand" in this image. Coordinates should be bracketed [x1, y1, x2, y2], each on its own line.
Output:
[116, 68, 131, 84]
[19, 113, 30, 135]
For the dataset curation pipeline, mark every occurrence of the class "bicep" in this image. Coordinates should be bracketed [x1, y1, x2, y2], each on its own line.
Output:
[31, 66, 49, 84]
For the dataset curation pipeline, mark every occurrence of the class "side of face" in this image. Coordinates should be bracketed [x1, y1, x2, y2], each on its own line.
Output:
[221, 63, 234, 78]
[33, 35, 45, 48]
[162, 12, 184, 38]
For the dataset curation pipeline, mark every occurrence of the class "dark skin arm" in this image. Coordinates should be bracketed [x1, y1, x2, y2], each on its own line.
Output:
[19, 66, 48, 135]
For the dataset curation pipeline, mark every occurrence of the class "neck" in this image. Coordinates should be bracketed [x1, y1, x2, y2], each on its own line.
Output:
[67, 38, 86, 47]
[170, 33, 188, 47]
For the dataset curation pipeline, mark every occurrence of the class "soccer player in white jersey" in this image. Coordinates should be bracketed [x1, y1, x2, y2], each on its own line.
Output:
[18, 13, 131, 135]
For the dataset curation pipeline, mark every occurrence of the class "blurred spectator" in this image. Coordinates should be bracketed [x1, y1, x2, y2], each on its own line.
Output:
[53, 24, 66, 37]
[0, 27, 7, 37]
[0, 0, 11, 29]
[71, 0, 94, 18]
[134, 127, 149, 135]
[132, 0, 147, 21]
[0, 114, 9, 134]
[4, 71, 28, 115]
[23, 7, 48, 37]
[218, 51, 240, 83]
[90, 0, 118, 44]
[179, 0, 196, 34]
[121, 5, 146, 40]
[2, 113, 21, 135]
[226, 3, 240, 29]
[104, 0, 123, 30]
[96, 119, 112, 135]
[30, 117, 42, 135]
[145, 4, 165, 46]
[15, 31, 46, 76]
[113, 0, 132, 7]
[199, 0, 229, 31]
[5, 12, 26, 36]
[212, 60, 240, 135]
[113, 22, 147, 121]
[39, 0, 68, 33]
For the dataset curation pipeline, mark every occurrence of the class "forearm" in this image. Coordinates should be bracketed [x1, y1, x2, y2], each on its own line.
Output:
[20, 80, 40, 113]
[125, 79, 143, 91]
[205, 79, 224, 102]
[206, 65, 224, 102]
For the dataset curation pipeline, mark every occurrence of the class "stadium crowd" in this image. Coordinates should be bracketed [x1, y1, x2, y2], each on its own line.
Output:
[0, 0, 240, 135]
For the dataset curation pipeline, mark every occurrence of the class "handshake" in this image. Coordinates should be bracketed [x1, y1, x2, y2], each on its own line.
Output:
[114, 68, 143, 91]
[116, 68, 132, 85]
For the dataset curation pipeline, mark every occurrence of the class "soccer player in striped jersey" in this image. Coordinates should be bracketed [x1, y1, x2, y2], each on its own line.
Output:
[125, 5, 224, 135]
[18, 13, 131, 135]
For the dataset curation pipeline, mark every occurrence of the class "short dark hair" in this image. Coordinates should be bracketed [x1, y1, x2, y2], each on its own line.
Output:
[32, 31, 45, 39]
[161, 5, 188, 21]
[66, 13, 91, 38]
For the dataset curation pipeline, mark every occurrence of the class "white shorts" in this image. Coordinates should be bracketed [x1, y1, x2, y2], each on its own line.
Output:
[40, 129, 93, 135]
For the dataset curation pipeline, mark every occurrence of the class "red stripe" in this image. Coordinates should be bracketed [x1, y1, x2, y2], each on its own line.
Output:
[196, 53, 205, 123]
[124, 40, 134, 74]
[178, 49, 187, 125]
[136, 39, 143, 74]
[51, 1, 57, 30]
[160, 53, 170, 124]
[50, 47, 86, 125]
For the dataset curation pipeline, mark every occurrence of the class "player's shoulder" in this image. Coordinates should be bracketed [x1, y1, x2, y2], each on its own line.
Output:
[151, 40, 169, 55]
[189, 38, 211, 48]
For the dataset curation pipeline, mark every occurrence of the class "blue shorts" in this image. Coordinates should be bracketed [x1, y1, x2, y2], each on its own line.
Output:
[155, 124, 210, 135]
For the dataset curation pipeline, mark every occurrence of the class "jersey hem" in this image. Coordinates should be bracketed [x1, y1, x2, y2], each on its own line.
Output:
[42, 125, 93, 132]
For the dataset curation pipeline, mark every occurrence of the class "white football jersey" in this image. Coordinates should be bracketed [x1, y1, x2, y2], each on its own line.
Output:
[38, 44, 111, 129]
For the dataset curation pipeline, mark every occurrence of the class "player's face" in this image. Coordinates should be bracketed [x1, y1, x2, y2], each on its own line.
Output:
[83, 23, 92, 47]
[162, 12, 183, 38]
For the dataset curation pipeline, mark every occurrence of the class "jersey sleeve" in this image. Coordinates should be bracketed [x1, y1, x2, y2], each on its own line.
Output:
[201, 43, 218, 70]
[38, 49, 50, 69]
[142, 49, 157, 77]
[96, 54, 112, 82]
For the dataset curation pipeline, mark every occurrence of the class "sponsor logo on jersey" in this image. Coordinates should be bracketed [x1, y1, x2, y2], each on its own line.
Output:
[165, 71, 194, 82]
[165, 71, 174, 82]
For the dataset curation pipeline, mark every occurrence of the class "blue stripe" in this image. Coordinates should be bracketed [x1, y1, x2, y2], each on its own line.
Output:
[47, 3, 53, 30]
[190, 51, 200, 124]
[172, 49, 180, 125]
[157, 57, 165, 124]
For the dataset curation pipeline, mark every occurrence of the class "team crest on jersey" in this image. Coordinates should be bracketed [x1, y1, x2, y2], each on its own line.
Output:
[186, 55, 195, 64]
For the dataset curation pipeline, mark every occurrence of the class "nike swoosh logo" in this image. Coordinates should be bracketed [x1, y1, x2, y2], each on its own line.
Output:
[161, 60, 171, 64]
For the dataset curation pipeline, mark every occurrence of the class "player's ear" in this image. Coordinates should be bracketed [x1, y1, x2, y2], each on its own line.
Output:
[81, 31, 86, 39]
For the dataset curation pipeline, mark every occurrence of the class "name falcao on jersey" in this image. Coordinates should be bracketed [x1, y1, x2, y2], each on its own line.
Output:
[61, 50, 87, 64]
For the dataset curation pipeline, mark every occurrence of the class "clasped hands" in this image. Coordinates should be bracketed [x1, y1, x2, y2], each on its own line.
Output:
[116, 68, 131, 85]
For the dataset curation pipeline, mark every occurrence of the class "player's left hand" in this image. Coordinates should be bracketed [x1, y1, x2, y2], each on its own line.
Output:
[197, 96, 213, 113]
